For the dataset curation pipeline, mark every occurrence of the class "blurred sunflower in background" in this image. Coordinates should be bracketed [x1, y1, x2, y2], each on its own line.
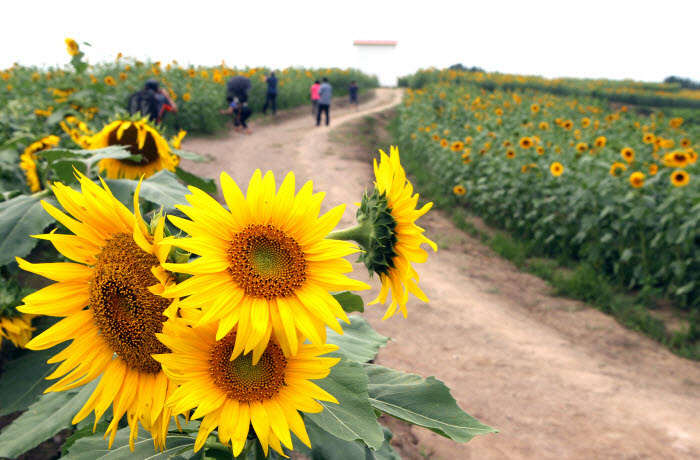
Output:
[670, 170, 690, 187]
[19, 135, 60, 192]
[85, 119, 180, 179]
[550, 161, 564, 177]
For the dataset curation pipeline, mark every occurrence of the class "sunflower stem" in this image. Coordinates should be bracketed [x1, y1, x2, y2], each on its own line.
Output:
[327, 219, 372, 249]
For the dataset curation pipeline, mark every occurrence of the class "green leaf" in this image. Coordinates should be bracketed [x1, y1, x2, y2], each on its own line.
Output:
[105, 170, 191, 210]
[62, 423, 198, 460]
[0, 345, 65, 416]
[326, 316, 388, 363]
[0, 378, 97, 458]
[0, 194, 58, 266]
[52, 159, 88, 184]
[331, 291, 365, 313]
[363, 364, 496, 442]
[306, 353, 384, 450]
[293, 420, 400, 460]
[172, 148, 208, 163]
[40, 146, 135, 163]
[174, 167, 217, 194]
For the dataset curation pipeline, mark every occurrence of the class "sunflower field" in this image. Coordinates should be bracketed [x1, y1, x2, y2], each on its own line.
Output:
[0, 40, 489, 459]
[394, 78, 700, 316]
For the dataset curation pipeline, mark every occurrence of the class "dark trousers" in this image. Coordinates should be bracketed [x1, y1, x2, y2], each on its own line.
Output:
[316, 103, 330, 126]
[234, 106, 252, 128]
[262, 93, 277, 114]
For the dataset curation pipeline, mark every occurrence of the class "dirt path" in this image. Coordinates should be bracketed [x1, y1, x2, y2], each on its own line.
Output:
[181, 88, 700, 460]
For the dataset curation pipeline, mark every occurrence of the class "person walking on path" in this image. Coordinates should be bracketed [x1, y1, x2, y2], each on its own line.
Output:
[262, 71, 278, 115]
[128, 78, 178, 125]
[310, 80, 321, 117]
[348, 80, 359, 110]
[316, 78, 332, 126]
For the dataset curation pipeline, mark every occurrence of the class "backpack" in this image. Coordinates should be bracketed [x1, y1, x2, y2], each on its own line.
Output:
[128, 89, 159, 122]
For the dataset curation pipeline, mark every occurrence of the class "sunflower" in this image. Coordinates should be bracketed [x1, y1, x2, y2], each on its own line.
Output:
[538, 122, 549, 130]
[506, 149, 516, 159]
[182, 92, 191, 102]
[453, 185, 466, 195]
[670, 170, 690, 187]
[85, 119, 180, 179]
[153, 310, 339, 456]
[562, 120, 573, 130]
[643, 133, 655, 144]
[594, 136, 606, 148]
[680, 138, 691, 148]
[450, 141, 464, 152]
[621, 147, 635, 163]
[581, 117, 591, 128]
[576, 142, 588, 153]
[431, 133, 440, 142]
[160, 170, 368, 359]
[65, 38, 79, 56]
[0, 314, 34, 351]
[536, 146, 545, 155]
[609, 162, 628, 177]
[17, 174, 180, 450]
[104, 76, 116, 86]
[520, 164, 530, 173]
[530, 103, 540, 114]
[188, 68, 196, 78]
[440, 138, 449, 149]
[629, 172, 645, 188]
[649, 164, 658, 175]
[519, 137, 533, 149]
[20, 135, 60, 192]
[550, 161, 564, 177]
[663, 151, 689, 168]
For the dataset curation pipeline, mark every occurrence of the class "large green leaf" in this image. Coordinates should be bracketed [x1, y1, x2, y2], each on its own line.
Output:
[0, 378, 97, 458]
[326, 316, 388, 363]
[292, 420, 400, 460]
[331, 291, 364, 313]
[363, 364, 496, 442]
[104, 170, 191, 210]
[172, 148, 208, 163]
[0, 344, 64, 416]
[174, 167, 217, 195]
[0, 194, 58, 265]
[62, 423, 199, 460]
[306, 353, 384, 450]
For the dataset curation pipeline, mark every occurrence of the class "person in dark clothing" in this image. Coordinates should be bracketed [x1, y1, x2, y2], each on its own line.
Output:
[128, 78, 178, 124]
[262, 72, 278, 115]
[220, 95, 252, 134]
[316, 77, 332, 126]
[349, 80, 359, 110]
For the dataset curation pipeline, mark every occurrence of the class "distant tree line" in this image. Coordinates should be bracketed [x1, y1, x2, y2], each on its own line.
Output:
[664, 76, 700, 90]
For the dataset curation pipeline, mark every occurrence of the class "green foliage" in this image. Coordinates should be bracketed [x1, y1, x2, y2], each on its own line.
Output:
[306, 353, 385, 450]
[363, 364, 497, 442]
[0, 379, 97, 458]
[331, 291, 365, 313]
[326, 316, 388, 362]
[0, 194, 58, 266]
[294, 422, 400, 460]
[0, 343, 63, 416]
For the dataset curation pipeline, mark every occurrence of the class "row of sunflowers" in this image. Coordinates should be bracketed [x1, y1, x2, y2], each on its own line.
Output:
[0, 38, 378, 143]
[395, 81, 699, 313]
[399, 68, 700, 109]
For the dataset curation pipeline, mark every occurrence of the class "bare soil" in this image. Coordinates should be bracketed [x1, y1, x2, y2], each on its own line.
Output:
[181, 88, 700, 460]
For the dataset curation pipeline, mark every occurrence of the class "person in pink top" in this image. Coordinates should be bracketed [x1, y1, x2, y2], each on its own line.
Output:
[310, 80, 321, 117]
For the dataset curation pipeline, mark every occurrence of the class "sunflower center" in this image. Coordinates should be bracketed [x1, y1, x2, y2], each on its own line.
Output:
[210, 332, 287, 402]
[90, 233, 170, 374]
[227, 225, 307, 300]
[107, 124, 160, 166]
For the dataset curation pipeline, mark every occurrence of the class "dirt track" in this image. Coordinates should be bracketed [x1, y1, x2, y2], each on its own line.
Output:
[181, 88, 700, 460]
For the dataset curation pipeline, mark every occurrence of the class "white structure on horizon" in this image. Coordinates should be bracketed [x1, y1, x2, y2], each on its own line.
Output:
[353, 40, 398, 87]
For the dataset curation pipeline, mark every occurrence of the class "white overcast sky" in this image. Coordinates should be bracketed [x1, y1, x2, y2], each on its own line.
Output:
[4, 0, 699, 82]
